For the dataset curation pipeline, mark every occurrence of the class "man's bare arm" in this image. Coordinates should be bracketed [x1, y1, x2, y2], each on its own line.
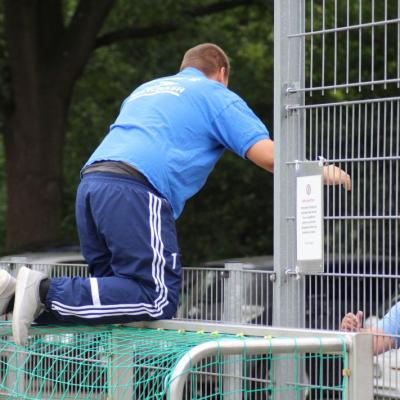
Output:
[246, 139, 351, 190]
[246, 139, 274, 173]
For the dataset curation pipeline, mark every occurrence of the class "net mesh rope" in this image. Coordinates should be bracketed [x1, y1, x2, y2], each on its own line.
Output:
[0, 322, 347, 399]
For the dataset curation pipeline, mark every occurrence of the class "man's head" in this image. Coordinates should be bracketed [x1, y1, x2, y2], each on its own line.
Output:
[180, 43, 230, 87]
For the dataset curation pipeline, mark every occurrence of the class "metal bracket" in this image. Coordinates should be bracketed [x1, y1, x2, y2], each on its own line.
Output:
[284, 82, 300, 94]
[285, 268, 302, 280]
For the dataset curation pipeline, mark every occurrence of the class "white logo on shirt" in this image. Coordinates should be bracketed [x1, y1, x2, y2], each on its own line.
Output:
[127, 81, 185, 102]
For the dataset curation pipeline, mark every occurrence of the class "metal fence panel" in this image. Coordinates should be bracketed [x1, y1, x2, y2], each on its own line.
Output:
[177, 264, 273, 326]
[274, 0, 400, 399]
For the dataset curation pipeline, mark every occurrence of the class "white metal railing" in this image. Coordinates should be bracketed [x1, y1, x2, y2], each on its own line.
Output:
[130, 320, 373, 400]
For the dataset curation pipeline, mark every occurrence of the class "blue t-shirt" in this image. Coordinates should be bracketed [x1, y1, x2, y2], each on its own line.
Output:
[378, 302, 400, 346]
[84, 67, 269, 218]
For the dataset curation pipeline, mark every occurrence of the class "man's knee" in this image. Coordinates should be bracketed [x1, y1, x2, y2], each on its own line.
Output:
[158, 301, 178, 320]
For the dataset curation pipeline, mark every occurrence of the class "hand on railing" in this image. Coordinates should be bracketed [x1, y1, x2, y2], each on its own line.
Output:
[323, 164, 351, 191]
[340, 311, 364, 332]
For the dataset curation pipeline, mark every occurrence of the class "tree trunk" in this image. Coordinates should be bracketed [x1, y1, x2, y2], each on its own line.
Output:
[4, 92, 68, 251]
[3, 0, 115, 252]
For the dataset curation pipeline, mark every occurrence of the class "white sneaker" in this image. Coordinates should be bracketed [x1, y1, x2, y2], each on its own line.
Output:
[0, 270, 16, 315]
[12, 266, 48, 346]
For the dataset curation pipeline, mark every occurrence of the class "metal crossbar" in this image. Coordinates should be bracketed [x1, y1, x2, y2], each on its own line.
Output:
[131, 320, 373, 400]
[167, 336, 348, 400]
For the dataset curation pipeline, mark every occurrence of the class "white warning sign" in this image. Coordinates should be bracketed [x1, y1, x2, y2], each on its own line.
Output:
[296, 175, 322, 261]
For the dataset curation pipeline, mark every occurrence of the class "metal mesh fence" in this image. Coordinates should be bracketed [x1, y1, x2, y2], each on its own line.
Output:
[177, 265, 274, 326]
[275, 1, 400, 398]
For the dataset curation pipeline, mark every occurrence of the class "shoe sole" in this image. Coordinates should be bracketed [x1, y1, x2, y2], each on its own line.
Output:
[12, 267, 31, 346]
[0, 270, 15, 315]
[0, 270, 11, 296]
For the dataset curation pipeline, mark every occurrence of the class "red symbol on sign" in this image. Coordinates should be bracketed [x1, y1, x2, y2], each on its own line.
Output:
[306, 184, 311, 195]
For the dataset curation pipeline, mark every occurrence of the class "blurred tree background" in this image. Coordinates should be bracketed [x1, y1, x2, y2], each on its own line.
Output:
[0, 0, 274, 266]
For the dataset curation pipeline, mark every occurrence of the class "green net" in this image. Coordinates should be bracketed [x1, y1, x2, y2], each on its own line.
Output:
[0, 322, 347, 399]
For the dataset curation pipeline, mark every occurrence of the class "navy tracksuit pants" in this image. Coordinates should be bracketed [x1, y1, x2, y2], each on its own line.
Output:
[41, 173, 182, 324]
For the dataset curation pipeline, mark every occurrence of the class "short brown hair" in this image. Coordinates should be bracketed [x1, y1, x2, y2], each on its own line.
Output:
[180, 43, 230, 79]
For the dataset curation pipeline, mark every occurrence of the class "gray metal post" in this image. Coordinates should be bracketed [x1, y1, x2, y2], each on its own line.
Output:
[108, 331, 134, 400]
[5, 347, 26, 397]
[346, 333, 374, 400]
[222, 263, 245, 400]
[274, 0, 306, 398]
[273, 0, 306, 330]
[222, 263, 246, 324]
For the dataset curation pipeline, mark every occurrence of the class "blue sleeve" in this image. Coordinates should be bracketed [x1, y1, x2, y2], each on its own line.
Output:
[211, 100, 270, 158]
[377, 302, 400, 347]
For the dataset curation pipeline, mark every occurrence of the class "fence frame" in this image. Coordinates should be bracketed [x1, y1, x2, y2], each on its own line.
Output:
[273, 0, 400, 397]
[273, 1, 307, 397]
[131, 320, 373, 400]
[273, 0, 306, 328]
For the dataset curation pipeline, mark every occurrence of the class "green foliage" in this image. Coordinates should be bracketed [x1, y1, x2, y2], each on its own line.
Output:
[304, 0, 400, 101]
[62, 0, 79, 24]
[177, 153, 273, 266]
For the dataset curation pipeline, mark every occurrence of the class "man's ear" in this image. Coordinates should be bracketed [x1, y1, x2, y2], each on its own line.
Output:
[219, 67, 228, 86]
[209, 68, 228, 86]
